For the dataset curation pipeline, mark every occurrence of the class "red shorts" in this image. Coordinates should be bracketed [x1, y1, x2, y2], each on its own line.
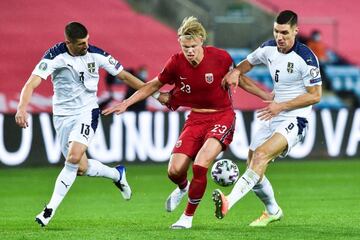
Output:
[172, 108, 235, 159]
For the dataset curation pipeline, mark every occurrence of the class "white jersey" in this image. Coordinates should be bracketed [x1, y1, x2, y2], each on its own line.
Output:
[247, 39, 322, 118]
[32, 43, 123, 115]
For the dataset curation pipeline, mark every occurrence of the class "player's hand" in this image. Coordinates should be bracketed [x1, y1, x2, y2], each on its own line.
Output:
[221, 68, 240, 89]
[102, 101, 128, 115]
[257, 101, 283, 121]
[158, 92, 170, 105]
[15, 109, 29, 128]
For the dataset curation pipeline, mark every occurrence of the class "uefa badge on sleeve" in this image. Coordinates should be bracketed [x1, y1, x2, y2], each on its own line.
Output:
[205, 73, 214, 84]
[39, 62, 47, 71]
[310, 67, 320, 78]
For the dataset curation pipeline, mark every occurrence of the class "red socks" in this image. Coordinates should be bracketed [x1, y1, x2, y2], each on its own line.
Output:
[185, 164, 208, 216]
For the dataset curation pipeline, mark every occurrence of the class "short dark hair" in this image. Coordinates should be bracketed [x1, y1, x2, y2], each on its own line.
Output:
[65, 22, 88, 42]
[275, 10, 298, 27]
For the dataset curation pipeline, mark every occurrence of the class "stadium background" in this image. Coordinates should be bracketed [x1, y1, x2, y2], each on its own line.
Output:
[0, 0, 359, 166]
[0, 1, 359, 239]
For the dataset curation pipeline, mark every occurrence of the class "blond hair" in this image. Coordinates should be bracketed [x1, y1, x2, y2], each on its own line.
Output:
[178, 16, 207, 41]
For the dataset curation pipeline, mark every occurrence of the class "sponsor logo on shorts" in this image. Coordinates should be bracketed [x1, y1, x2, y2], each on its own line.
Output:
[83, 135, 89, 141]
[175, 140, 182, 148]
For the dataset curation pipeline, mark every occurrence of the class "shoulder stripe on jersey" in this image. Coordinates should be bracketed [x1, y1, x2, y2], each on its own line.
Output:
[43, 42, 67, 60]
[293, 41, 319, 68]
[88, 45, 109, 57]
[260, 39, 277, 48]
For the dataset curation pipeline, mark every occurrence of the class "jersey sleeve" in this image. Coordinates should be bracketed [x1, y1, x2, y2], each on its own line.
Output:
[225, 51, 235, 71]
[247, 46, 267, 65]
[157, 55, 177, 85]
[32, 58, 58, 80]
[97, 54, 124, 76]
[301, 54, 322, 87]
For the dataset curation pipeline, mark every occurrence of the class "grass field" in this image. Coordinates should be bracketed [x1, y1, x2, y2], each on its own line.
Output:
[0, 160, 359, 240]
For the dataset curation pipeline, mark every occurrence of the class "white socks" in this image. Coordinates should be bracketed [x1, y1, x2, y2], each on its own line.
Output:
[85, 159, 119, 182]
[252, 176, 280, 215]
[47, 162, 79, 211]
[227, 168, 260, 209]
[46, 159, 119, 212]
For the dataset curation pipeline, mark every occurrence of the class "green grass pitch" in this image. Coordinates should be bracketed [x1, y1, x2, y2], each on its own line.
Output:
[0, 160, 359, 240]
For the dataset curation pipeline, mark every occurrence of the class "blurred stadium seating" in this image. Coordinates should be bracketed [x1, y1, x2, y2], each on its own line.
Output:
[1, 0, 359, 112]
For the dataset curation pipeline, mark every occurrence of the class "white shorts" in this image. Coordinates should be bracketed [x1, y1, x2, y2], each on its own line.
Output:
[249, 116, 308, 157]
[53, 108, 101, 158]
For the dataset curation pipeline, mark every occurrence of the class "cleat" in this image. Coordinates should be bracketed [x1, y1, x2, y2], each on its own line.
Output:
[165, 181, 189, 212]
[170, 213, 193, 229]
[114, 165, 132, 200]
[212, 189, 229, 219]
[35, 206, 54, 227]
[249, 208, 284, 227]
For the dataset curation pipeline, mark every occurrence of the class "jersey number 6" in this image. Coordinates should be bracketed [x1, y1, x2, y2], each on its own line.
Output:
[274, 69, 280, 82]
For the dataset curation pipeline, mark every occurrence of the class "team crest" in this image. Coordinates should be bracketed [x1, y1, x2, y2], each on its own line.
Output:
[287, 62, 294, 73]
[39, 62, 47, 71]
[205, 73, 214, 84]
[87, 62, 95, 73]
[175, 140, 182, 148]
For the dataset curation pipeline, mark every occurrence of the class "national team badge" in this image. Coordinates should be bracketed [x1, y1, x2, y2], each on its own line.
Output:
[39, 62, 47, 71]
[87, 62, 95, 73]
[287, 62, 294, 73]
[205, 73, 214, 84]
[175, 140, 182, 148]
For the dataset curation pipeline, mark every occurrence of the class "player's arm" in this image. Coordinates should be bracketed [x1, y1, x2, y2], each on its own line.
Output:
[116, 69, 168, 103]
[278, 85, 322, 110]
[102, 77, 164, 115]
[116, 69, 145, 90]
[238, 75, 274, 101]
[257, 85, 322, 121]
[222, 59, 253, 88]
[15, 74, 42, 128]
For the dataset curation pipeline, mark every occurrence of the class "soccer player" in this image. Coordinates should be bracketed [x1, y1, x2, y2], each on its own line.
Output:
[212, 10, 322, 227]
[103, 16, 272, 229]
[15, 22, 162, 227]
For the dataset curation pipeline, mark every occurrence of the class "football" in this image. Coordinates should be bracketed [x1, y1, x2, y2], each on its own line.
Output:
[211, 159, 240, 186]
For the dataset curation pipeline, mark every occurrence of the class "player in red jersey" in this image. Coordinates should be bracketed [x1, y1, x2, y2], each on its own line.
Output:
[103, 16, 272, 229]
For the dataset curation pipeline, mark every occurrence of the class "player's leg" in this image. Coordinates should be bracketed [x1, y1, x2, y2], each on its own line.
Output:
[214, 133, 287, 219]
[78, 154, 131, 200]
[249, 151, 283, 227]
[166, 153, 192, 212]
[36, 141, 86, 227]
[229, 133, 287, 206]
[171, 138, 222, 229]
[248, 150, 281, 216]
[249, 117, 308, 226]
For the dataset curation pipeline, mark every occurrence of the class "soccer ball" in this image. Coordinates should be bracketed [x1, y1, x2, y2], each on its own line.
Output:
[211, 159, 240, 187]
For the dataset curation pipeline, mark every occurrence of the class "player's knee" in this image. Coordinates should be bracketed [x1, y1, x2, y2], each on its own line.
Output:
[251, 150, 268, 168]
[168, 167, 183, 180]
[67, 152, 82, 164]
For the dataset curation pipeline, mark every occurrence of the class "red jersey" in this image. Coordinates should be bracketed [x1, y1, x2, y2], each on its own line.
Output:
[158, 46, 234, 110]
